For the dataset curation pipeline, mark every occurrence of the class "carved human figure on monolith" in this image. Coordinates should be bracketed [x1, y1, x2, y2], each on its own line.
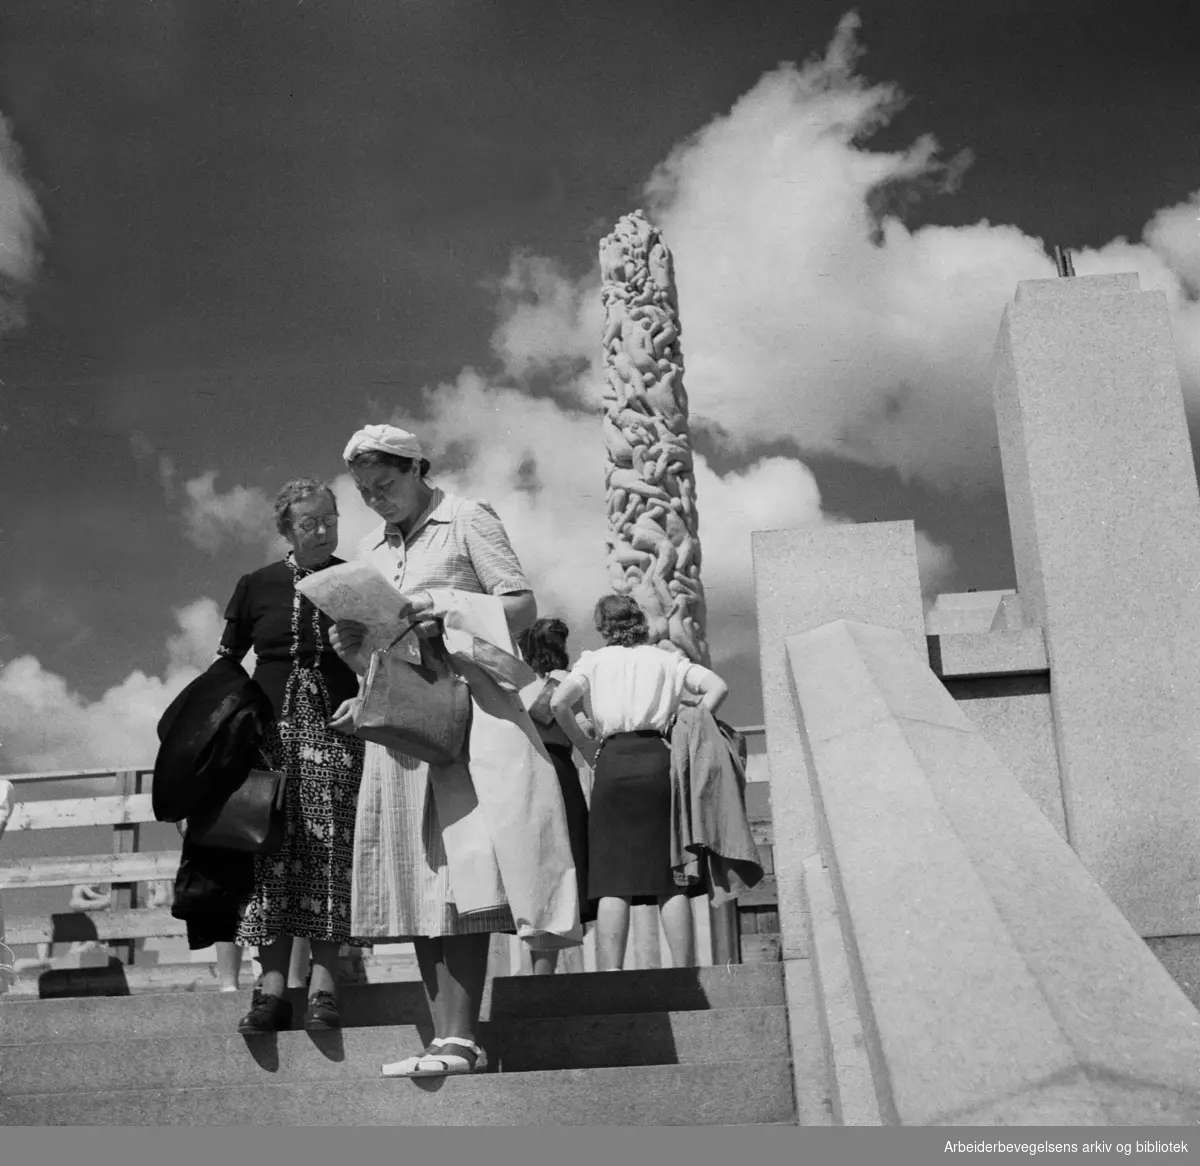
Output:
[599, 210, 709, 666]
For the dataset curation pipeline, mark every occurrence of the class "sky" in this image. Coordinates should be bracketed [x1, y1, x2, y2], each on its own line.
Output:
[2, 0, 1200, 774]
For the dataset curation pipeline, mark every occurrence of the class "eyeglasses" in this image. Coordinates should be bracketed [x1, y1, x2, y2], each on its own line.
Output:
[294, 516, 339, 534]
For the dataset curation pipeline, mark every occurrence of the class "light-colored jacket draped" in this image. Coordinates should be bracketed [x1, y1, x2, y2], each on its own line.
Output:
[405, 589, 582, 950]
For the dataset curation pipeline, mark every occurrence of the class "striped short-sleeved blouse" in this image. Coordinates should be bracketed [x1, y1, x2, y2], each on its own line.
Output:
[357, 487, 530, 598]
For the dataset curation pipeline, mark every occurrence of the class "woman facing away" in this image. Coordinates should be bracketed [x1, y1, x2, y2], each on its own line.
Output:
[517, 618, 593, 975]
[550, 594, 728, 971]
[328, 424, 579, 1078]
[214, 477, 367, 1034]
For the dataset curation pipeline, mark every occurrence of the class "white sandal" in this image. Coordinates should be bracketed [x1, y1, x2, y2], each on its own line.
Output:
[380, 1037, 484, 1078]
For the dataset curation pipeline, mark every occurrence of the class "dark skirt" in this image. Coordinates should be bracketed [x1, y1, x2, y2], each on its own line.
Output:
[545, 742, 595, 924]
[588, 730, 685, 903]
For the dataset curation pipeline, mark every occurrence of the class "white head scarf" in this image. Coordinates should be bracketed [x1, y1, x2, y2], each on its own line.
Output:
[343, 424, 424, 464]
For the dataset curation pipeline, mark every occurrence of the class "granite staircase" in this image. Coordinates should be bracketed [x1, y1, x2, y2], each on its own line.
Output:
[0, 963, 797, 1126]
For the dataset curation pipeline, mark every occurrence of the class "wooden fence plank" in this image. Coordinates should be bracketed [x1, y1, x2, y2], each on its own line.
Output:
[5, 907, 185, 947]
[6, 795, 158, 832]
[0, 850, 179, 890]
[1, 767, 154, 785]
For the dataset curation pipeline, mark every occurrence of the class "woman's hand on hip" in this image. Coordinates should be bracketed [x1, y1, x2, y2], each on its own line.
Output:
[327, 698, 360, 736]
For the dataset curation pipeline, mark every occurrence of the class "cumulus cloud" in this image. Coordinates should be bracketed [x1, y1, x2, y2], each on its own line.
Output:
[0, 599, 230, 774]
[183, 472, 282, 556]
[491, 14, 1200, 495]
[0, 114, 42, 336]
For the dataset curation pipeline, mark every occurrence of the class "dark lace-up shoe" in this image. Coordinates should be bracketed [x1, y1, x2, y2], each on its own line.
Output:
[305, 989, 340, 1031]
[237, 989, 292, 1035]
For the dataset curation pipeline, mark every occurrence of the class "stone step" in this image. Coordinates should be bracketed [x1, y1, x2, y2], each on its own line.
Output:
[0, 1005, 787, 1093]
[0, 1059, 797, 1126]
[0, 964, 783, 1044]
[2, 953, 420, 999]
[487, 962, 784, 1019]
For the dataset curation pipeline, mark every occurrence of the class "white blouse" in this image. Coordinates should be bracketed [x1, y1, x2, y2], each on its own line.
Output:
[567, 644, 716, 737]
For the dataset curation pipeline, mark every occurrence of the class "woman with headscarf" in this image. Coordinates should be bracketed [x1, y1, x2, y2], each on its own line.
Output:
[550, 594, 728, 971]
[215, 477, 366, 1034]
[329, 424, 579, 1077]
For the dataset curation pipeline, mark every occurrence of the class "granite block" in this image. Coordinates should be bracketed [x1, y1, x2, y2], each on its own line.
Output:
[929, 628, 1048, 678]
[787, 619, 1200, 1125]
[992, 273, 1200, 935]
[945, 678, 1066, 837]
[924, 591, 1013, 635]
[780, 956, 836, 1128]
[803, 855, 881, 1126]
[752, 522, 925, 963]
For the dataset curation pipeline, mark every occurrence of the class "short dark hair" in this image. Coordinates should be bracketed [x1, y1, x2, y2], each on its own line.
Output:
[347, 449, 432, 478]
[518, 618, 570, 675]
[274, 478, 337, 536]
[594, 594, 649, 647]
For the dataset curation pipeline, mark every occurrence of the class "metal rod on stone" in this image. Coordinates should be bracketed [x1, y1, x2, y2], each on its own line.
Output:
[599, 210, 710, 666]
[1054, 245, 1076, 278]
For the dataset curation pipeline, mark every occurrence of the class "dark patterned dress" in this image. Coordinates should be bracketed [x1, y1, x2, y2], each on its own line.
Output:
[217, 555, 367, 948]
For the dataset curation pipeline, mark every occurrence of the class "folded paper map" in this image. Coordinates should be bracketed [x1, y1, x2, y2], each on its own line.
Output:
[295, 562, 416, 656]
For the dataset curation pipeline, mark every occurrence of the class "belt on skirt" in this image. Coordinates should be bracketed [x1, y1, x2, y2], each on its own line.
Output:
[597, 728, 669, 749]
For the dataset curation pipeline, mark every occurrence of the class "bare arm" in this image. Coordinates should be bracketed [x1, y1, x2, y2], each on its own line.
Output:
[686, 667, 729, 715]
[499, 590, 537, 636]
[550, 674, 594, 754]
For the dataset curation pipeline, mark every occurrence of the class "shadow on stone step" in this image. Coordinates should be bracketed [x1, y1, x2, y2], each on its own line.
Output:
[485, 1011, 680, 1072]
[241, 1031, 281, 1073]
[307, 1029, 346, 1062]
[35, 957, 131, 998]
[488, 966, 712, 1021]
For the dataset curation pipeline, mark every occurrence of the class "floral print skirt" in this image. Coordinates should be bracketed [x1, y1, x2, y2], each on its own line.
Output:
[236, 667, 368, 947]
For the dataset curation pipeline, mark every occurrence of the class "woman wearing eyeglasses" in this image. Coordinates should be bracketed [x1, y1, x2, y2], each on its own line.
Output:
[213, 477, 367, 1035]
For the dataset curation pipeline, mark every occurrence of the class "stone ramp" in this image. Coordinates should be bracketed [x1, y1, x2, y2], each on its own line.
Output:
[0, 964, 797, 1126]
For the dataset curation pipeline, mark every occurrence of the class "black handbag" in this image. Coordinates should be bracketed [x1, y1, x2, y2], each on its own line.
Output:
[186, 767, 288, 854]
[353, 619, 472, 765]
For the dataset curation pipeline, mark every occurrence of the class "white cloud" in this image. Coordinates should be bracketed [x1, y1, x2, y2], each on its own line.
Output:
[183, 471, 282, 556]
[492, 15, 1200, 495]
[0, 599, 229, 774]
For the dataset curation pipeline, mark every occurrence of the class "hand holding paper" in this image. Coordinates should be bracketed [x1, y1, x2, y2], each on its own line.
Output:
[296, 562, 418, 658]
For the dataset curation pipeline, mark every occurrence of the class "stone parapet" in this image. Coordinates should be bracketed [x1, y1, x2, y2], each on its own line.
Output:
[786, 618, 1200, 1125]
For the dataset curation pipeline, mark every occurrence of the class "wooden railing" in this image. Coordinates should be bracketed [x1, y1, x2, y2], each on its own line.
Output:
[1, 726, 776, 994]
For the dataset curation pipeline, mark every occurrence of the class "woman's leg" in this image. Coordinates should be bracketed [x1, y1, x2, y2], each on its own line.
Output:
[529, 945, 559, 976]
[308, 938, 340, 995]
[215, 942, 242, 992]
[288, 937, 312, 988]
[255, 934, 293, 997]
[595, 896, 632, 971]
[658, 893, 696, 968]
[414, 933, 491, 1043]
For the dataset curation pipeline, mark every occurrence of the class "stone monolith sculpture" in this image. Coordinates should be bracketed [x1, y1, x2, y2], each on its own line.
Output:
[599, 210, 709, 665]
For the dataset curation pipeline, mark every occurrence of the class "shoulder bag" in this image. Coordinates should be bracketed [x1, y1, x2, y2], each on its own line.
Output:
[186, 767, 288, 854]
[353, 619, 472, 765]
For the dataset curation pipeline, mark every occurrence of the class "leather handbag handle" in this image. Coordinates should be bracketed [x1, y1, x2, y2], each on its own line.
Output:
[381, 616, 443, 654]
